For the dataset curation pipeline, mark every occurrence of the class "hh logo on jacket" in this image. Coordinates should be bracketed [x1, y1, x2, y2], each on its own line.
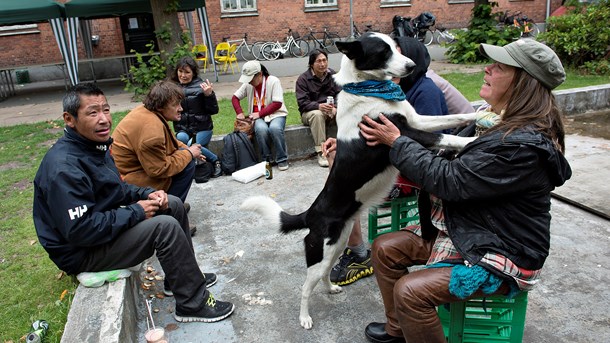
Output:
[68, 205, 88, 220]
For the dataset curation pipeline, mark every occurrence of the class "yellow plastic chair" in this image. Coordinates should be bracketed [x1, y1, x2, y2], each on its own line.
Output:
[192, 44, 208, 72]
[214, 42, 238, 74]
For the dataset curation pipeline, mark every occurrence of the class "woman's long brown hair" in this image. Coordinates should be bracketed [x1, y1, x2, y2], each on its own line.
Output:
[486, 69, 566, 153]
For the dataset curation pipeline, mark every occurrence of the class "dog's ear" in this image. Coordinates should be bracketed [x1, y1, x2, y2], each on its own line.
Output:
[335, 40, 363, 60]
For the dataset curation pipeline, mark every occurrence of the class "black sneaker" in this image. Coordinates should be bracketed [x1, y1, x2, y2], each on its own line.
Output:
[330, 248, 374, 285]
[184, 202, 191, 213]
[212, 160, 222, 178]
[164, 273, 218, 297]
[174, 293, 235, 323]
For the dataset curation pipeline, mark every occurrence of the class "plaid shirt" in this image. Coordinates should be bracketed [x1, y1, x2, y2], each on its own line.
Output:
[405, 194, 541, 291]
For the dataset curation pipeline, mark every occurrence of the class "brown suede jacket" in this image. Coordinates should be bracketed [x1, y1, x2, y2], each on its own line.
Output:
[111, 105, 192, 191]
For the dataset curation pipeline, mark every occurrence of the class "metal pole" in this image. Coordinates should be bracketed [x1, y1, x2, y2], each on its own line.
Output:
[350, 0, 354, 39]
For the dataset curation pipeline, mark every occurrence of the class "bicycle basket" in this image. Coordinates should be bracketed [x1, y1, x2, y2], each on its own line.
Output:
[416, 11, 436, 28]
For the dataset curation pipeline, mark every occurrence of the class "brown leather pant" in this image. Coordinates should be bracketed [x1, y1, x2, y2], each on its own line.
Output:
[371, 230, 510, 343]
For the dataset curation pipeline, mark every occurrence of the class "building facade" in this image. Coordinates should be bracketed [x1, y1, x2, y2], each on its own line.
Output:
[0, 0, 561, 82]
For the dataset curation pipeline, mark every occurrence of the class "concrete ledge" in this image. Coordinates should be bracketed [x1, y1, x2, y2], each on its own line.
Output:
[61, 275, 139, 343]
[61, 84, 610, 342]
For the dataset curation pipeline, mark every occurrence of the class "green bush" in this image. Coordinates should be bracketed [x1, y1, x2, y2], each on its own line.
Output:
[446, 1, 520, 64]
[539, 0, 610, 74]
[121, 32, 194, 99]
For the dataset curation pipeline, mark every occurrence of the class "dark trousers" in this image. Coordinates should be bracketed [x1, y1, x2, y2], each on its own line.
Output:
[168, 158, 195, 203]
[372, 230, 510, 343]
[78, 195, 207, 312]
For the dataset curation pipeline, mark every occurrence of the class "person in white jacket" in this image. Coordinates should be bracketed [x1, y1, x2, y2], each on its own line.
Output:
[232, 61, 290, 170]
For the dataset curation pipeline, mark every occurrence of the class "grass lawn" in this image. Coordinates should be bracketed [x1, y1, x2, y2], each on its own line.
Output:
[0, 69, 607, 341]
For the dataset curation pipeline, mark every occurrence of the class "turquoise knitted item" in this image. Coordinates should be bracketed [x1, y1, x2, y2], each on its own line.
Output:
[341, 80, 406, 101]
[428, 263, 504, 299]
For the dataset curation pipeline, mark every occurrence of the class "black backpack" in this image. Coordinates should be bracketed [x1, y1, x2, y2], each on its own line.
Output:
[194, 160, 214, 183]
[220, 131, 259, 175]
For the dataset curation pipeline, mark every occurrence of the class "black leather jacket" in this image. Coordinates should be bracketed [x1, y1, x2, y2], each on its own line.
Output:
[390, 127, 572, 270]
[174, 77, 219, 135]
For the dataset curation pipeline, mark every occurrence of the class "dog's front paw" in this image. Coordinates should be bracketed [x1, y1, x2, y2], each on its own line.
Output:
[300, 315, 314, 329]
[329, 284, 342, 294]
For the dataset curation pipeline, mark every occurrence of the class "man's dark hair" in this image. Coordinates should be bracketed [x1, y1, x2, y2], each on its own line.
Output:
[63, 83, 105, 118]
[308, 49, 328, 68]
[143, 80, 185, 112]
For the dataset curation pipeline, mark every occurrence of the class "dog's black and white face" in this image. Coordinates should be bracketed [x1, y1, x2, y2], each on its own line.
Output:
[334, 32, 415, 85]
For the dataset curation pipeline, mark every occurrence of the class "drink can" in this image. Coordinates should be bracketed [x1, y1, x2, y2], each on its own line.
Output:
[26, 320, 49, 343]
[326, 96, 334, 105]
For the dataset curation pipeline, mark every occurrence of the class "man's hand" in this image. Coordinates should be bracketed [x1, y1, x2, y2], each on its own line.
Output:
[188, 144, 205, 161]
[359, 114, 401, 147]
[319, 103, 334, 117]
[148, 190, 168, 210]
[321, 137, 337, 157]
[236, 113, 246, 119]
[138, 199, 161, 219]
[250, 111, 260, 120]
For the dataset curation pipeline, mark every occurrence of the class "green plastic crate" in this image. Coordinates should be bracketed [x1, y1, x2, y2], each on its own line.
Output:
[438, 292, 528, 343]
[368, 195, 419, 243]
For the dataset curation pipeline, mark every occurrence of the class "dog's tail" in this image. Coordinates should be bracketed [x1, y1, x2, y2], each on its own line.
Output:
[240, 196, 308, 234]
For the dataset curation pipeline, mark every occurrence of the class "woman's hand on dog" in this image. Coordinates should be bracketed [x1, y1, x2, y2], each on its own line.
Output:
[360, 114, 401, 147]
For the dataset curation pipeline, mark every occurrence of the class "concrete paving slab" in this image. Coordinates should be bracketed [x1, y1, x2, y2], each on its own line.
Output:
[132, 148, 610, 343]
[553, 134, 610, 218]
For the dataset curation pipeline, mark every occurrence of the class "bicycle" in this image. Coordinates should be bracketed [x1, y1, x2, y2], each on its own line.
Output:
[496, 10, 539, 38]
[433, 25, 456, 45]
[222, 33, 266, 61]
[302, 26, 342, 54]
[412, 12, 435, 46]
[352, 22, 375, 39]
[260, 29, 310, 61]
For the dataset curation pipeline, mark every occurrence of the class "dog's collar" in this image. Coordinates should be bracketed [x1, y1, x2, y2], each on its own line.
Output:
[342, 80, 406, 101]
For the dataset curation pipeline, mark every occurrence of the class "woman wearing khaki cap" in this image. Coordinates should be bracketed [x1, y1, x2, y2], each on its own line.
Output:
[358, 39, 572, 343]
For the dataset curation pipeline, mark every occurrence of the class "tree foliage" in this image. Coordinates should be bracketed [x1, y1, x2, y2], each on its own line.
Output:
[539, 0, 610, 75]
[446, 1, 520, 64]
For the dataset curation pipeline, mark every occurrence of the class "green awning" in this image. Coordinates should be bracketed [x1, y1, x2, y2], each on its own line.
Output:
[63, 0, 205, 19]
[0, 0, 63, 25]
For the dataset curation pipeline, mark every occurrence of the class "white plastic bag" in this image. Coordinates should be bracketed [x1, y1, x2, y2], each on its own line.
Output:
[231, 162, 266, 184]
[76, 269, 132, 288]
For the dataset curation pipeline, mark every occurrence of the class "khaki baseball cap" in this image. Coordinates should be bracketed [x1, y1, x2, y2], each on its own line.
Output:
[239, 60, 261, 84]
[479, 39, 565, 90]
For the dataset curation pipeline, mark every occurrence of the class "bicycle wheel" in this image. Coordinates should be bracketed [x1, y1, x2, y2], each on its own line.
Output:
[417, 30, 433, 46]
[290, 39, 310, 58]
[436, 30, 455, 45]
[323, 33, 341, 54]
[239, 43, 256, 61]
[251, 41, 266, 61]
[260, 42, 280, 61]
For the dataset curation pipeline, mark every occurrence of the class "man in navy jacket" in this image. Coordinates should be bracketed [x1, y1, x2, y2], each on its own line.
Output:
[33, 83, 234, 323]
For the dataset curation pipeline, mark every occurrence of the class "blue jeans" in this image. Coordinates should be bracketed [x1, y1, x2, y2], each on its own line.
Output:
[254, 117, 287, 163]
[176, 130, 218, 163]
[168, 155, 195, 203]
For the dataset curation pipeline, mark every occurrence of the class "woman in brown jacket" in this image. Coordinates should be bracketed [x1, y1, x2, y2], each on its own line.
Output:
[112, 80, 204, 203]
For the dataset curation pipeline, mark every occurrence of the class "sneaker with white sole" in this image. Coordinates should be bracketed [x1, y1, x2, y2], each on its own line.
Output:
[317, 153, 329, 167]
[278, 161, 289, 171]
[163, 272, 218, 297]
[174, 293, 235, 323]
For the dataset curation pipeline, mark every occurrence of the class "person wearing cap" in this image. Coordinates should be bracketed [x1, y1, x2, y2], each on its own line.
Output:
[232, 61, 290, 170]
[358, 39, 572, 343]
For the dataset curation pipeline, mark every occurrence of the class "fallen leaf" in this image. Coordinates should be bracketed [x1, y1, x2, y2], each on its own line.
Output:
[60, 289, 68, 301]
[56, 271, 66, 280]
[29, 240, 37, 246]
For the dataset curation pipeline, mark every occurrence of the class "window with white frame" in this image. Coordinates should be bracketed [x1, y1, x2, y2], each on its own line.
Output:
[380, 0, 411, 6]
[220, 0, 257, 13]
[305, 0, 338, 8]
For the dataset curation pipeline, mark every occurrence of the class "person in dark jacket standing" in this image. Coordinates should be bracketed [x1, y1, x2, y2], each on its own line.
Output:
[295, 49, 342, 167]
[359, 40, 572, 343]
[33, 83, 234, 323]
[171, 56, 222, 177]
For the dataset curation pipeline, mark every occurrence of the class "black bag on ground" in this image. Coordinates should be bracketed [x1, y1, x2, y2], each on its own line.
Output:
[194, 160, 214, 183]
[220, 131, 259, 175]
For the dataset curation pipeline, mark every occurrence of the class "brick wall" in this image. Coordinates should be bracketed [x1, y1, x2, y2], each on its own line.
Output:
[0, 0, 563, 72]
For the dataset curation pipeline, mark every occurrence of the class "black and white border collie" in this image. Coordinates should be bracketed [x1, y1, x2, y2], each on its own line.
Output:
[241, 32, 477, 329]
